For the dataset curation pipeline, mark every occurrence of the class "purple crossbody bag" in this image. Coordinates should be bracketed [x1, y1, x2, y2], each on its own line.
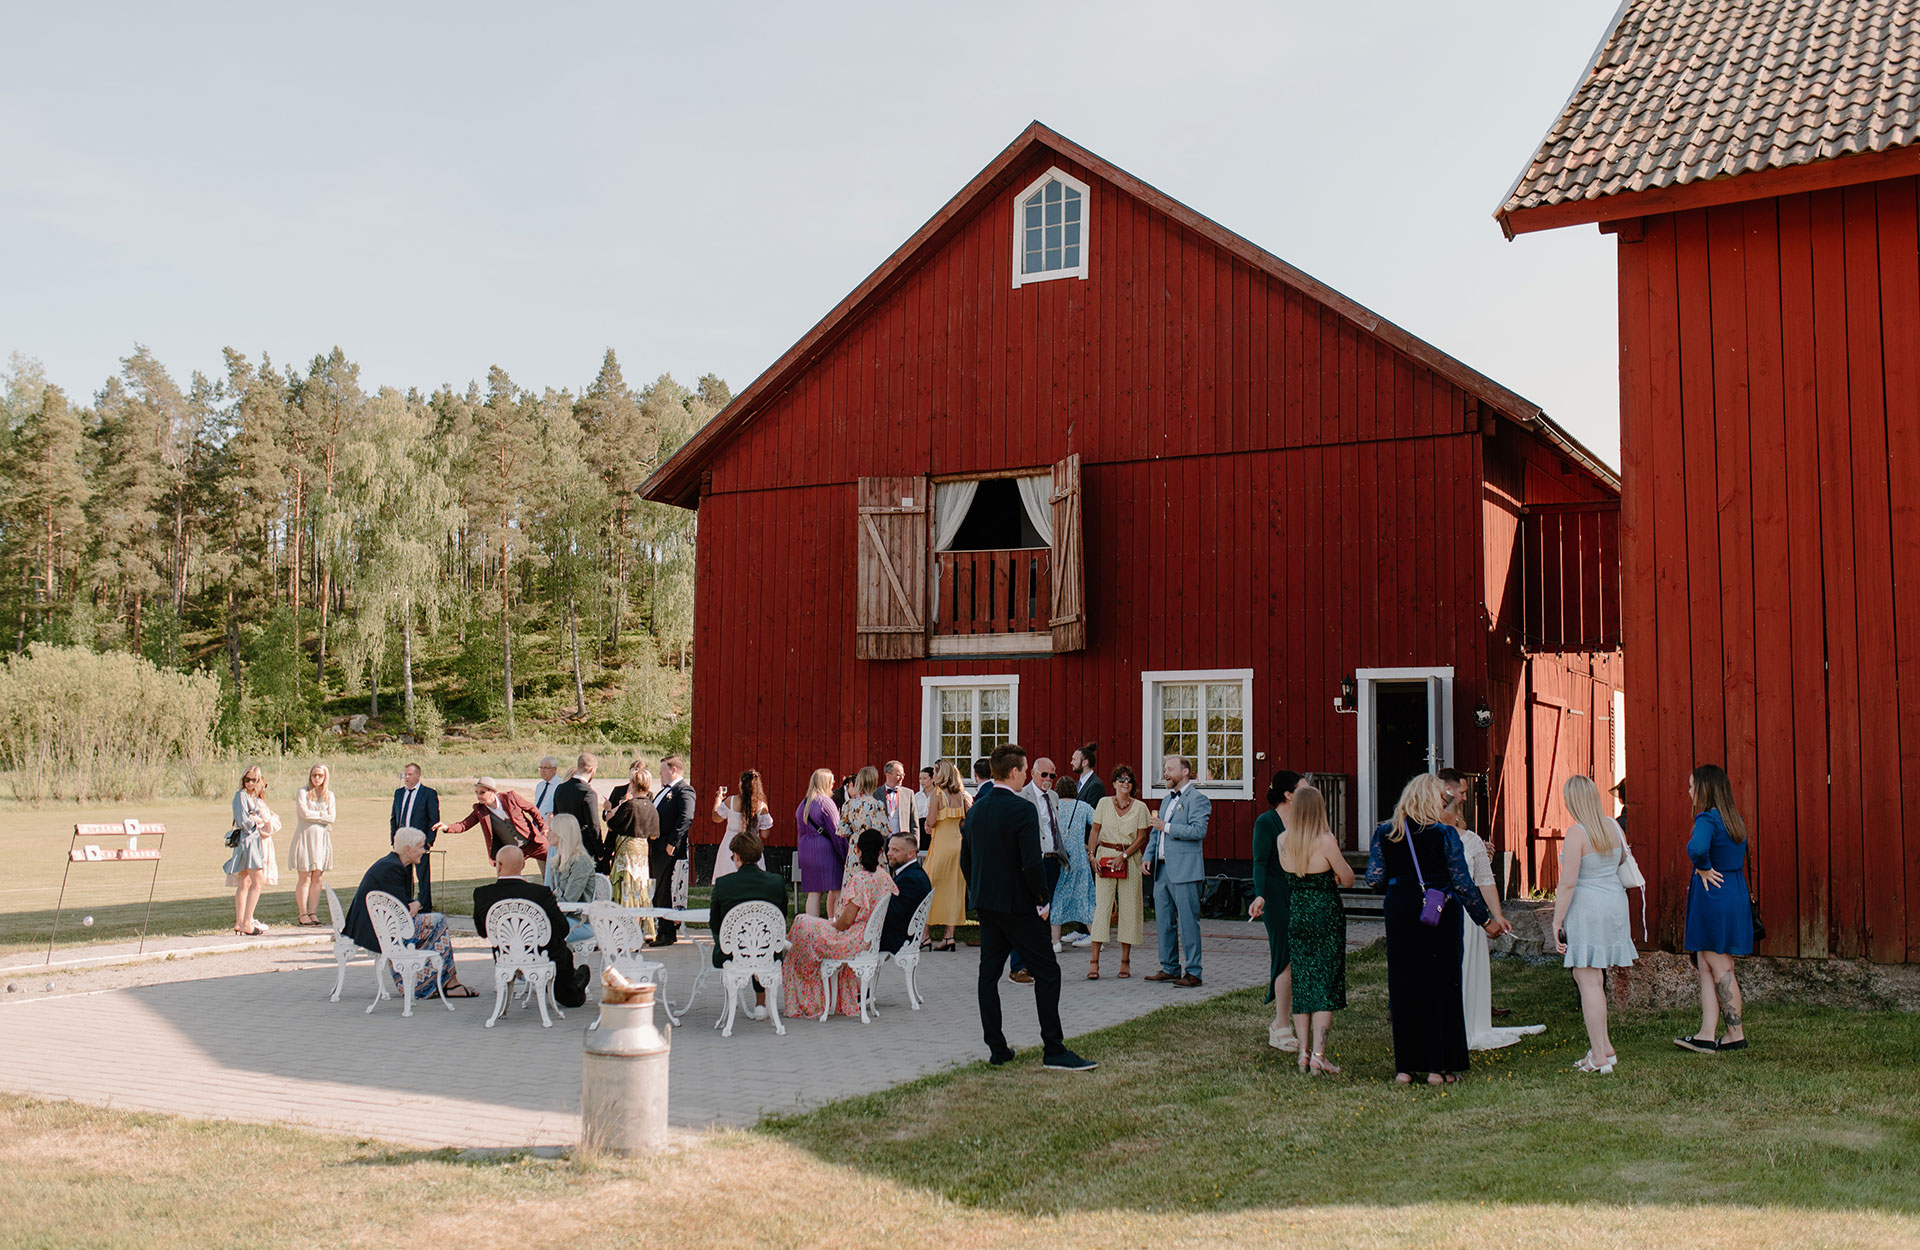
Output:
[1405, 823, 1448, 926]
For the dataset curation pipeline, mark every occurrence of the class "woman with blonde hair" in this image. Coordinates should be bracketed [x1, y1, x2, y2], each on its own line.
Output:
[290, 763, 336, 926]
[1278, 784, 1354, 1075]
[796, 767, 847, 918]
[922, 758, 971, 949]
[225, 764, 275, 935]
[838, 765, 889, 889]
[1550, 774, 1638, 1073]
[1365, 772, 1508, 1084]
[1676, 763, 1754, 1054]
[546, 812, 598, 944]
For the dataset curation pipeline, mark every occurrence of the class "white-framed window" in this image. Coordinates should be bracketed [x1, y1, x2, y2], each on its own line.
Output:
[1011, 167, 1089, 287]
[1140, 669, 1254, 799]
[920, 674, 1020, 784]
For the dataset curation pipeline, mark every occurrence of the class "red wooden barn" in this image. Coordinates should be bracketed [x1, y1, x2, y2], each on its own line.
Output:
[645, 122, 1621, 883]
[1500, 0, 1920, 962]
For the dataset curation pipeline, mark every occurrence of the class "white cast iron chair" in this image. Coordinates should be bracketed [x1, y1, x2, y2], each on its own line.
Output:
[585, 904, 668, 1024]
[364, 890, 453, 1017]
[325, 885, 367, 1003]
[484, 898, 563, 1029]
[819, 895, 890, 1023]
[884, 890, 935, 1010]
[713, 900, 789, 1038]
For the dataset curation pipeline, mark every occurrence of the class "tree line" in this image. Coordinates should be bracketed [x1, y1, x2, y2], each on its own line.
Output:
[0, 346, 718, 747]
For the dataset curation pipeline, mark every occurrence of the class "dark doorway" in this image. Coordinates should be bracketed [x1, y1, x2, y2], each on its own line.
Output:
[1373, 681, 1431, 826]
[945, 478, 1047, 551]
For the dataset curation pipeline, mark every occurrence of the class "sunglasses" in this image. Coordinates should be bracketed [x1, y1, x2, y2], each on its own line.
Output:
[1038, 770, 1056, 778]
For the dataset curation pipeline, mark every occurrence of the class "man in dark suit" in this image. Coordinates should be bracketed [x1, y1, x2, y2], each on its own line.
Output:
[389, 762, 441, 910]
[708, 830, 788, 1018]
[880, 832, 932, 955]
[554, 752, 607, 870]
[472, 845, 590, 1008]
[650, 754, 697, 945]
[1071, 743, 1105, 810]
[961, 743, 1096, 1072]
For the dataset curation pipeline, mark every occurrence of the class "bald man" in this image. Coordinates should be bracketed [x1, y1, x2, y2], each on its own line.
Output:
[472, 846, 590, 1008]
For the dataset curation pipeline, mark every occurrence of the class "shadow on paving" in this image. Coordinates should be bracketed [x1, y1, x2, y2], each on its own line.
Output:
[761, 948, 1920, 1216]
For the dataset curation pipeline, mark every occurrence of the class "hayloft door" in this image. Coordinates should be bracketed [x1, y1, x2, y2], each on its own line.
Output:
[1049, 453, 1085, 652]
[856, 477, 929, 660]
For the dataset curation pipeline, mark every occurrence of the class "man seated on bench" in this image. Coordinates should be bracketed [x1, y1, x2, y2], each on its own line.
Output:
[473, 845, 591, 1008]
[707, 830, 787, 1019]
[880, 831, 932, 956]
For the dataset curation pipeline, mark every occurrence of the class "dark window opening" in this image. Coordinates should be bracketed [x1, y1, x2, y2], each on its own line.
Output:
[945, 477, 1046, 551]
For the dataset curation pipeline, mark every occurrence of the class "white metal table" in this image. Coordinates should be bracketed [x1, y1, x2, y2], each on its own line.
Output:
[559, 903, 714, 1024]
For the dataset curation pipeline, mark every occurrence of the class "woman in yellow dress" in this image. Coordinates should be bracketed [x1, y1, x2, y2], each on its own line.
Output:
[922, 758, 971, 951]
[1088, 764, 1152, 978]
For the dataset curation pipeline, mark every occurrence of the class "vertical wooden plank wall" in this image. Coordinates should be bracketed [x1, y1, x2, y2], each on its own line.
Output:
[1617, 176, 1920, 962]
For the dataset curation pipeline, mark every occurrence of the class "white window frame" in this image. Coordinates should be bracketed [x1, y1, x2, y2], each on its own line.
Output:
[919, 674, 1020, 785]
[1354, 666, 1454, 850]
[1011, 166, 1090, 288]
[1139, 668, 1254, 800]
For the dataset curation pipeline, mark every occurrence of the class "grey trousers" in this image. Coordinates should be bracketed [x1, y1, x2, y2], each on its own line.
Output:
[1153, 872, 1202, 977]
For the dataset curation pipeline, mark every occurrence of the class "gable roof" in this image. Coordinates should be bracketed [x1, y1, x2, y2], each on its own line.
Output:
[644, 122, 1615, 508]
[1498, 0, 1920, 236]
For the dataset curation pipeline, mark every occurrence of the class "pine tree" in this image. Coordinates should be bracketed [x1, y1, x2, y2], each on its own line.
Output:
[292, 347, 364, 687]
[460, 366, 550, 736]
[575, 350, 652, 660]
[0, 380, 91, 647]
[89, 348, 188, 650]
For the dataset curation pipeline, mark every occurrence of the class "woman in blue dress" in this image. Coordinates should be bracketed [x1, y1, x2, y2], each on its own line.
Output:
[1049, 774, 1096, 943]
[1675, 763, 1753, 1054]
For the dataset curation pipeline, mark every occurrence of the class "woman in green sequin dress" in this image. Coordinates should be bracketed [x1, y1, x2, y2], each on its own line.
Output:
[1280, 784, 1354, 1075]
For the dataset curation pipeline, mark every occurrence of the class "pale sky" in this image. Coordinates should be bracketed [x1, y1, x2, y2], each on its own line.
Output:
[1, 1, 1623, 462]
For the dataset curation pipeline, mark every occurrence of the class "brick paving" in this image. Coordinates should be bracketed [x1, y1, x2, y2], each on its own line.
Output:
[0, 918, 1378, 1149]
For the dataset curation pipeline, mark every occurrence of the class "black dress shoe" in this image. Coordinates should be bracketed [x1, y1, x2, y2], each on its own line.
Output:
[1715, 1037, 1749, 1052]
[988, 1049, 1017, 1066]
[1043, 1049, 1098, 1072]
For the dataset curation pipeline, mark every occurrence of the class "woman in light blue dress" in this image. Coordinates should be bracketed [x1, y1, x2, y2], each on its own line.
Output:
[225, 765, 273, 936]
[1050, 775, 1096, 939]
[1549, 775, 1638, 1075]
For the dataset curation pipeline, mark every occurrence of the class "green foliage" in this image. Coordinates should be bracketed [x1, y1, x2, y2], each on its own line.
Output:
[0, 645, 220, 802]
[237, 606, 321, 745]
[140, 598, 187, 672]
[608, 658, 686, 750]
[408, 695, 445, 747]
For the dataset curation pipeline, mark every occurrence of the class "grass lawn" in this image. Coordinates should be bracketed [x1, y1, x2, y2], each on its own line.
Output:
[766, 947, 1920, 1218]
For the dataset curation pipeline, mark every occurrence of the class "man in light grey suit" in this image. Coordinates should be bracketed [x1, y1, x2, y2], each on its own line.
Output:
[1144, 755, 1210, 987]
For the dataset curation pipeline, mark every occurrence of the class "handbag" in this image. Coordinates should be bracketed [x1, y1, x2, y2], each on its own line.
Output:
[1746, 841, 1765, 941]
[1614, 829, 1649, 940]
[1404, 824, 1448, 926]
[1096, 844, 1130, 880]
[224, 827, 242, 848]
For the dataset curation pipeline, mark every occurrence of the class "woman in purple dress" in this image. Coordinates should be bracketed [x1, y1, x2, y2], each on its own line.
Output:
[796, 767, 848, 918]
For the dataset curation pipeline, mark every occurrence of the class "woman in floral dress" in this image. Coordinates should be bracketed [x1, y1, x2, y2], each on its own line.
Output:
[785, 829, 899, 1018]
[1050, 774, 1096, 941]
[839, 765, 891, 889]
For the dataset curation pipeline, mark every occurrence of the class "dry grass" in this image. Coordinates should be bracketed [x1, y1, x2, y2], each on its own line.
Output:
[1, 1095, 1913, 1250]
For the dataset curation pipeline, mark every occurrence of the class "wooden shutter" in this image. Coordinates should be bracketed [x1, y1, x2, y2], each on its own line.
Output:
[856, 476, 928, 660]
[1049, 453, 1086, 652]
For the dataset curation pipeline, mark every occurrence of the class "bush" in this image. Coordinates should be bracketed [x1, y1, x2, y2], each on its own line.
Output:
[0, 645, 222, 803]
[609, 659, 686, 748]
[408, 696, 445, 747]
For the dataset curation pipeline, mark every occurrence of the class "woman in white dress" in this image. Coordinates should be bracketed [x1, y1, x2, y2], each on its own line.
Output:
[1445, 786, 1545, 1051]
[1551, 774, 1639, 1074]
[290, 763, 336, 927]
[710, 768, 773, 882]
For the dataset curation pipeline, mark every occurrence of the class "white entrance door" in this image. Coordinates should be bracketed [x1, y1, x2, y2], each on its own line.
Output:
[1355, 667, 1455, 851]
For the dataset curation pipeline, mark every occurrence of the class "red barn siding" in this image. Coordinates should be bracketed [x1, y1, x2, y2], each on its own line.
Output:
[680, 140, 1617, 891]
[1617, 176, 1920, 961]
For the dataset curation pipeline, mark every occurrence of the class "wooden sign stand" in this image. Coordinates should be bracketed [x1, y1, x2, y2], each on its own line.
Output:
[48, 820, 167, 964]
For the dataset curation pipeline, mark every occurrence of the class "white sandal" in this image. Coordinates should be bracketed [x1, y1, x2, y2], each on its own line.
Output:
[1574, 1050, 1617, 1074]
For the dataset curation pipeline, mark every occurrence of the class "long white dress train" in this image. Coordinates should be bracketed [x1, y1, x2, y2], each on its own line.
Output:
[1458, 828, 1545, 1051]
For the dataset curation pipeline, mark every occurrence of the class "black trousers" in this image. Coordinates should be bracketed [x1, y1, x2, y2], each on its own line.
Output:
[545, 939, 588, 1008]
[1009, 857, 1063, 973]
[976, 907, 1064, 1057]
[650, 849, 680, 942]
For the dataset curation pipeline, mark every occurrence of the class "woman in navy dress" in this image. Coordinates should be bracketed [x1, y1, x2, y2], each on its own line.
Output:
[1366, 773, 1509, 1084]
[1675, 763, 1753, 1054]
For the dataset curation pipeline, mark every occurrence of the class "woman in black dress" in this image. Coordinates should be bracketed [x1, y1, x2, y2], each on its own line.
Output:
[1248, 769, 1305, 1052]
[1365, 772, 1509, 1084]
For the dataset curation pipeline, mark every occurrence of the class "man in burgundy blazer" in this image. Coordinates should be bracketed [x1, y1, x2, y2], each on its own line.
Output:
[436, 777, 551, 873]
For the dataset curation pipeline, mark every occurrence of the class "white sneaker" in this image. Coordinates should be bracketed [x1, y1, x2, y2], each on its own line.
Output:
[748, 1006, 769, 1021]
[1269, 1024, 1299, 1052]
[1067, 932, 1092, 947]
[1052, 941, 1063, 953]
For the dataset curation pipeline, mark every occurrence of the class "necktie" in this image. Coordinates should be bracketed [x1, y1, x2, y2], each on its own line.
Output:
[402, 787, 416, 829]
[1045, 794, 1058, 850]
[537, 779, 549, 807]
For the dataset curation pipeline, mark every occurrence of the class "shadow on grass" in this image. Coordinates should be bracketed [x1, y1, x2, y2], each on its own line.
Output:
[762, 947, 1920, 1216]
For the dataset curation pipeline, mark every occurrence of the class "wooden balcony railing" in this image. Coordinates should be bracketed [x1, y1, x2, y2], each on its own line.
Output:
[935, 548, 1051, 635]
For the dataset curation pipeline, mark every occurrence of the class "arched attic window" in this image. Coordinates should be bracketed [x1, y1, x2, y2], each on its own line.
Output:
[1011, 167, 1089, 287]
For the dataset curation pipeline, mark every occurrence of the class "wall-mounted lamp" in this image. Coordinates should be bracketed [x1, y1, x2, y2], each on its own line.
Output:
[1473, 698, 1494, 730]
[1334, 674, 1358, 715]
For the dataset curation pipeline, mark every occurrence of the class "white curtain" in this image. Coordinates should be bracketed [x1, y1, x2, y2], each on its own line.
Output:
[1016, 474, 1055, 547]
[934, 480, 979, 552]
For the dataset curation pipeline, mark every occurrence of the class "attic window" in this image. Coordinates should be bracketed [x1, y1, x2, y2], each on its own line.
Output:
[1012, 167, 1089, 286]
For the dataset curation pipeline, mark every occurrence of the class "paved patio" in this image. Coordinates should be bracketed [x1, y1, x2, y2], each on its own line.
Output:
[0, 919, 1373, 1149]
